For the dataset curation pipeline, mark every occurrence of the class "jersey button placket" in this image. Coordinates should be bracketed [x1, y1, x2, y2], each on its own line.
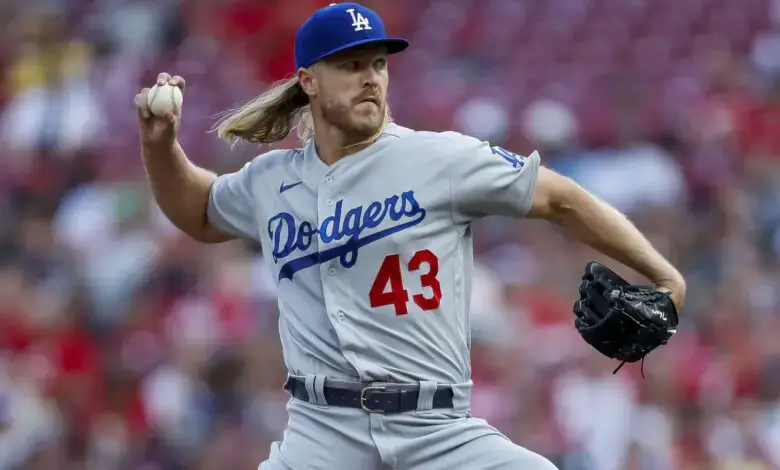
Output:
[324, 173, 335, 205]
[319, 177, 341, 328]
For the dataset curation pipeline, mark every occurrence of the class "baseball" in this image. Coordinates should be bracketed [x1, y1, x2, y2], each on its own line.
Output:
[147, 83, 183, 116]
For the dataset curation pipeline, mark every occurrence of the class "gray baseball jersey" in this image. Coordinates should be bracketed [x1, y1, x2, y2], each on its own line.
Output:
[207, 123, 540, 386]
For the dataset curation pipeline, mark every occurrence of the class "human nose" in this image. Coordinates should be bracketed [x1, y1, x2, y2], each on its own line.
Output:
[362, 68, 380, 88]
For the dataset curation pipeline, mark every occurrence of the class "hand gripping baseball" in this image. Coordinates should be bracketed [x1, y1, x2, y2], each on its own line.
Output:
[134, 72, 186, 150]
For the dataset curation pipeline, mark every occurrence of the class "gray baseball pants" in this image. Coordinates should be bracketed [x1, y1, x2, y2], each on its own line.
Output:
[258, 375, 558, 470]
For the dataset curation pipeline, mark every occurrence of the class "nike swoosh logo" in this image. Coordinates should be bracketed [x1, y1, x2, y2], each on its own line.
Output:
[280, 181, 303, 193]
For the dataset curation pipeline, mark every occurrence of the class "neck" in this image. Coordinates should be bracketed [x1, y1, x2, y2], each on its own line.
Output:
[311, 116, 381, 165]
[313, 133, 367, 166]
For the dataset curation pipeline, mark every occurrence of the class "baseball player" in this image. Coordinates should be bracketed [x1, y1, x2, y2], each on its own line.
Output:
[134, 3, 686, 469]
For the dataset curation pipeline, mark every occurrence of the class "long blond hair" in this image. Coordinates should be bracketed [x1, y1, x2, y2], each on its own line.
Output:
[213, 73, 391, 148]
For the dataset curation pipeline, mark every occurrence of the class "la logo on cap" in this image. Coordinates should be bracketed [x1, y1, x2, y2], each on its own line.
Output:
[346, 8, 372, 31]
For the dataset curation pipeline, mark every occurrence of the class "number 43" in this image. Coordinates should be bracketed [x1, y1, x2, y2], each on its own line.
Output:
[369, 250, 442, 316]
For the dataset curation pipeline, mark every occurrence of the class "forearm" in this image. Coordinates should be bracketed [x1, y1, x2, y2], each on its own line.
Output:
[533, 171, 683, 289]
[141, 141, 218, 240]
[555, 191, 683, 288]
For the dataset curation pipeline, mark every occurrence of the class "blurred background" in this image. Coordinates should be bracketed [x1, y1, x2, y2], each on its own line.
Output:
[1, 0, 780, 469]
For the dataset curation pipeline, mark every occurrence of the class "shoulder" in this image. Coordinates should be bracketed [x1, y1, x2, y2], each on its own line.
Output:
[242, 147, 303, 174]
[383, 125, 484, 156]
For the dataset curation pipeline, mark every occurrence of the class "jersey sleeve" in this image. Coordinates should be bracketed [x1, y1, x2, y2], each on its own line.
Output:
[206, 160, 258, 239]
[447, 132, 541, 223]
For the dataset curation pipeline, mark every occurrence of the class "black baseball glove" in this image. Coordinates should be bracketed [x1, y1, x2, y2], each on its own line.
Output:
[573, 261, 679, 376]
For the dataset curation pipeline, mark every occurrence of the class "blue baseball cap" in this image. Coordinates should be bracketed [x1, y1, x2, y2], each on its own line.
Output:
[294, 2, 409, 70]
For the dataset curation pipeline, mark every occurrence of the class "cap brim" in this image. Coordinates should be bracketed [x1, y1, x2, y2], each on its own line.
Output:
[304, 38, 409, 68]
[382, 38, 410, 54]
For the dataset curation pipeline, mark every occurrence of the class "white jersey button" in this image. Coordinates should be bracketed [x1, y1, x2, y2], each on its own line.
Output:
[327, 199, 334, 206]
[337, 311, 345, 321]
[328, 267, 336, 275]
[325, 176, 333, 183]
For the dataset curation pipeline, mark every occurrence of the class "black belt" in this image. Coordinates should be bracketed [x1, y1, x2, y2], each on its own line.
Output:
[284, 377, 454, 413]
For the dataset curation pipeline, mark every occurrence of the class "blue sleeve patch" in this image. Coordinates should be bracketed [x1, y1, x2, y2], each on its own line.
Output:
[490, 146, 525, 169]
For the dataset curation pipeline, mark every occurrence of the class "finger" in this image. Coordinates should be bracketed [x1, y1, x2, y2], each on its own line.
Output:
[169, 75, 186, 90]
[157, 72, 171, 86]
[134, 89, 151, 120]
[162, 111, 177, 124]
[135, 101, 150, 121]
[137, 88, 151, 118]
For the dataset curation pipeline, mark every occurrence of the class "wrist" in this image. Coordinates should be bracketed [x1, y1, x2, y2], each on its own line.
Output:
[143, 139, 180, 157]
[654, 271, 685, 291]
[654, 274, 686, 311]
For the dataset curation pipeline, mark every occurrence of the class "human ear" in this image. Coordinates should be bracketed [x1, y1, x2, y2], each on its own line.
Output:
[298, 68, 317, 99]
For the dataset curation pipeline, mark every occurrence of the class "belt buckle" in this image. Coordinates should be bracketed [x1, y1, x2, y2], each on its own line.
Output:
[359, 385, 386, 413]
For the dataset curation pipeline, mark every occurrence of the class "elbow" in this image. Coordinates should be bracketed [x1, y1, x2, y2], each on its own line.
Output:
[188, 230, 222, 244]
[187, 224, 235, 244]
[544, 180, 579, 223]
[185, 202, 236, 244]
[529, 196, 573, 225]
[547, 201, 575, 226]
[169, 216, 234, 244]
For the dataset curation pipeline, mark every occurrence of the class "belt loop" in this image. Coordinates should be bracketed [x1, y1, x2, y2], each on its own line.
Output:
[451, 381, 473, 412]
[304, 374, 318, 405]
[416, 380, 437, 411]
[313, 375, 328, 406]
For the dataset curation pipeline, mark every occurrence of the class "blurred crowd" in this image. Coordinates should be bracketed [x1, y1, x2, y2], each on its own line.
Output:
[2, 0, 780, 469]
